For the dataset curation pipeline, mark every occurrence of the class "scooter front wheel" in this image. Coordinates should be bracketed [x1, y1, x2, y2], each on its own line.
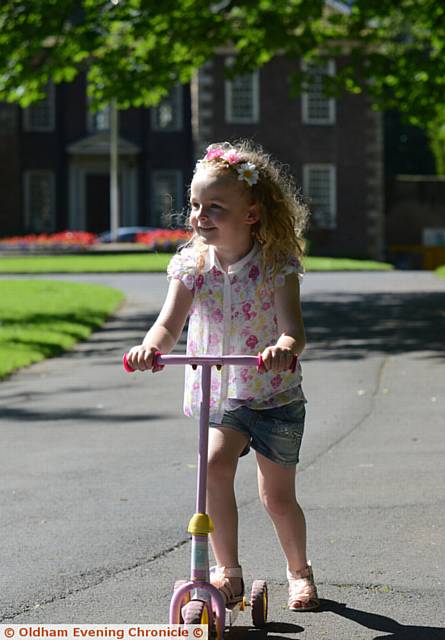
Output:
[182, 599, 211, 624]
[250, 580, 268, 627]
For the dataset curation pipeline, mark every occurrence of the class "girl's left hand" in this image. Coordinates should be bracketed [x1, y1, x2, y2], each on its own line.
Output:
[260, 346, 295, 372]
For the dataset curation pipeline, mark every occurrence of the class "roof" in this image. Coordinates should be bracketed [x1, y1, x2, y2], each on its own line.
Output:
[67, 132, 140, 156]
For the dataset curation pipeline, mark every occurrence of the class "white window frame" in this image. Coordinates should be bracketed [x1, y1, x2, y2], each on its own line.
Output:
[151, 170, 183, 226]
[423, 228, 445, 246]
[301, 59, 336, 125]
[303, 164, 337, 230]
[151, 85, 183, 132]
[23, 83, 56, 132]
[225, 70, 260, 124]
[24, 171, 56, 232]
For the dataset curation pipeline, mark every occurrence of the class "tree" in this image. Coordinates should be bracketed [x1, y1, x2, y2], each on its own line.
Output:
[427, 116, 445, 175]
[1, 0, 444, 140]
[0, 0, 327, 109]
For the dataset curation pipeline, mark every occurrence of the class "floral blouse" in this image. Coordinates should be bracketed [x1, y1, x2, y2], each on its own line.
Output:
[167, 242, 306, 422]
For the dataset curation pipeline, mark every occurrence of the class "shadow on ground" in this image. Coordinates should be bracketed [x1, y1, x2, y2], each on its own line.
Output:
[319, 598, 445, 640]
[302, 291, 445, 361]
[0, 406, 169, 423]
[68, 312, 188, 357]
[80, 290, 445, 363]
[228, 599, 444, 639]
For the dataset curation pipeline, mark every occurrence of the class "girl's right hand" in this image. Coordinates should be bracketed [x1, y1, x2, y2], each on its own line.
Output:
[125, 344, 160, 372]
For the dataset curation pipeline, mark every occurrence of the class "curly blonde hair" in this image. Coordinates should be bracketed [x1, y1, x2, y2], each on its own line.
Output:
[184, 139, 309, 277]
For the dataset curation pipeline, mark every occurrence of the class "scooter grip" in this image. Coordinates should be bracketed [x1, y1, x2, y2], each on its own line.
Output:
[152, 351, 165, 372]
[122, 351, 165, 373]
[123, 353, 135, 373]
[257, 353, 298, 372]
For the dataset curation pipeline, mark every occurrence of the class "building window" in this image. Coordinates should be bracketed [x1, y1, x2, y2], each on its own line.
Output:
[423, 228, 445, 246]
[303, 164, 337, 229]
[225, 71, 259, 124]
[23, 84, 55, 132]
[87, 104, 110, 132]
[302, 60, 336, 125]
[151, 86, 183, 131]
[24, 171, 56, 232]
[151, 170, 183, 226]
[0, 104, 17, 134]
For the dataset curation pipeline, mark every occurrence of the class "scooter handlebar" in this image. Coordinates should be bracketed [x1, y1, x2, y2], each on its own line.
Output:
[123, 352, 297, 373]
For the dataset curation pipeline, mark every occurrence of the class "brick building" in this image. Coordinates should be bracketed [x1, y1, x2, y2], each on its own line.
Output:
[0, 74, 194, 237]
[0, 54, 385, 260]
[193, 54, 385, 260]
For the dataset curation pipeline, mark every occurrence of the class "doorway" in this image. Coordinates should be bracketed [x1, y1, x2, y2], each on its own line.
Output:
[86, 174, 123, 233]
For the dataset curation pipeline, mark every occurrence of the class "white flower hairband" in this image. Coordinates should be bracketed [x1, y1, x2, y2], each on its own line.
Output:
[196, 142, 259, 187]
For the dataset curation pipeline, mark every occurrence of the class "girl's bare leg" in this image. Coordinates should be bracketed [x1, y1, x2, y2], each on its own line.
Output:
[256, 451, 308, 572]
[207, 427, 250, 594]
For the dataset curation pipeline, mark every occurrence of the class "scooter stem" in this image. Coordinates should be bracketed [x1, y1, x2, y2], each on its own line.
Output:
[197, 364, 211, 515]
[186, 364, 214, 583]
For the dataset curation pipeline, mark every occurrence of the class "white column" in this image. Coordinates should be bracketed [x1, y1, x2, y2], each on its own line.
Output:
[110, 99, 119, 241]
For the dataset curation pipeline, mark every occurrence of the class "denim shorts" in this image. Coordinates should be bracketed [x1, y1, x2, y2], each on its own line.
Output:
[209, 399, 306, 467]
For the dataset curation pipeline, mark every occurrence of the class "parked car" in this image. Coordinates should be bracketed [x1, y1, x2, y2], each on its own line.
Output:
[97, 226, 156, 243]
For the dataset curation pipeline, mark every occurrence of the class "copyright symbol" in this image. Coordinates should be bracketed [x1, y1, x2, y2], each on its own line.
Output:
[193, 629, 203, 638]
[5, 629, 15, 638]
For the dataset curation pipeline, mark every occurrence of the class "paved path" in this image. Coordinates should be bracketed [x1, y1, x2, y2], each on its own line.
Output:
[0, 271, 444, 639]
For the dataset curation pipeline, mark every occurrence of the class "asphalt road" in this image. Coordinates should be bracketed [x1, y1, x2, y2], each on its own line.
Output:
[1, 271, 444, 639]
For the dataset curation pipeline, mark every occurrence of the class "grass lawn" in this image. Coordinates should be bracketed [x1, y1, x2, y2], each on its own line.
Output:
[0, 253, 172, 273]
[0, 280, 124, 380]
[0, 253, 394, 273]
[304, 257, 393, 271]
[436, 265, 445, 278]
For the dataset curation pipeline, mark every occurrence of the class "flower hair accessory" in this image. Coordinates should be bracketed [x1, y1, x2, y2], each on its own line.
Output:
[196, 142, 259, 186]
[236, 162, 259, 187]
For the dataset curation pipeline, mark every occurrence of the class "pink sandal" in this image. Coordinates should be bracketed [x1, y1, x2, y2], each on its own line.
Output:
[210, 565, 245, 606]
[287, 561, 320, 611]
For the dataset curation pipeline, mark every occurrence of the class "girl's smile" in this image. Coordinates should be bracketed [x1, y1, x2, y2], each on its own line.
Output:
[190, 171, 259, 267]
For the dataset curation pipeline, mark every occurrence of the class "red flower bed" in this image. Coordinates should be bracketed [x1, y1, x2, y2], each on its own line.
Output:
[0, 228, 191, 252]
[0, 231, 97, 246]
[136, 229, 191, 251]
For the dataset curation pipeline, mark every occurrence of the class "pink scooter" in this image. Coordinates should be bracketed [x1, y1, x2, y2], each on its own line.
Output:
[123, 352, 297, 637]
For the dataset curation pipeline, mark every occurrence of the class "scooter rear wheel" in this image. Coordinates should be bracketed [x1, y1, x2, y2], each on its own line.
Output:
[250, 580, 268, 627]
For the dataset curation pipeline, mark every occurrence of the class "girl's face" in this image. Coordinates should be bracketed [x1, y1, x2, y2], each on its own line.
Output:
[190, 170, 259, 253]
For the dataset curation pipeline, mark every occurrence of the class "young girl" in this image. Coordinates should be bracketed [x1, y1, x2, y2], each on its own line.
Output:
[126, 140, 319, 611]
